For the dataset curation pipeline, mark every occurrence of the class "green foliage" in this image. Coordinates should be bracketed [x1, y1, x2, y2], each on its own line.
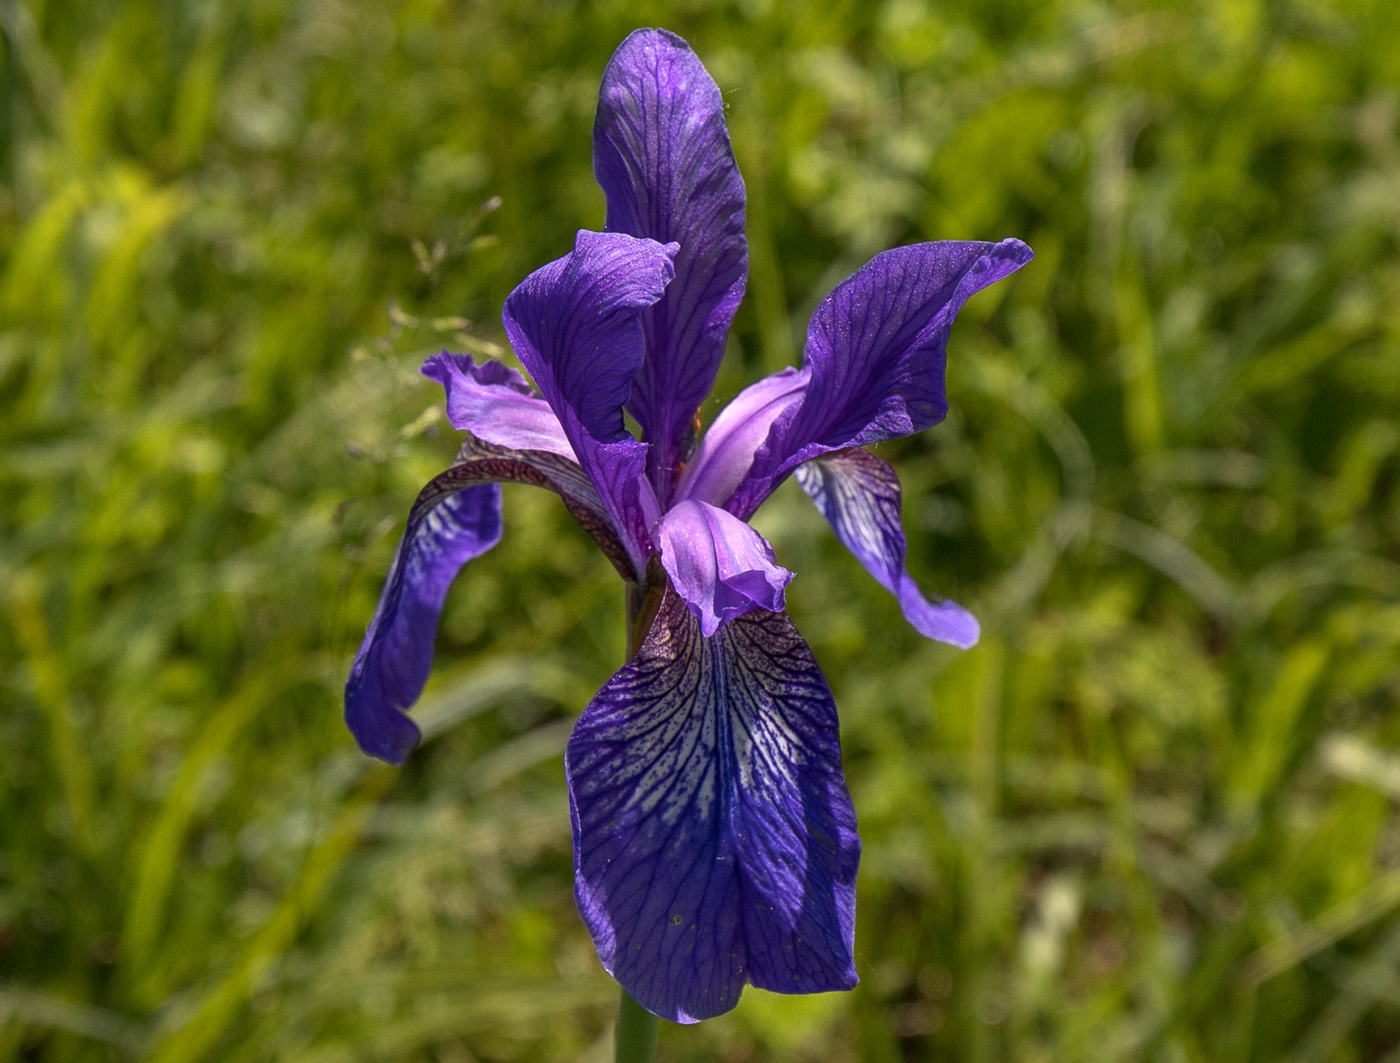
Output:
[2, 0, 1400, 1059]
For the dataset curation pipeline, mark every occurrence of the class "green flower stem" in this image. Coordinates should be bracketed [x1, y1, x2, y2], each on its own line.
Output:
[614, 989, 658, 1063]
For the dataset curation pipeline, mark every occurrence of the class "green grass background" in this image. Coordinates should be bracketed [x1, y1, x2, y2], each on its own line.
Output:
[3, 0, 1400, 1059]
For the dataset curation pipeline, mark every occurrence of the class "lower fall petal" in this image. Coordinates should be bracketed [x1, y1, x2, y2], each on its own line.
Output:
[794, 447, 979, 648]
[566, 589, 859, 1023]
[345, 435, 638, 764]
[345, 483, 503, 763]
[655, 499, 792, 637]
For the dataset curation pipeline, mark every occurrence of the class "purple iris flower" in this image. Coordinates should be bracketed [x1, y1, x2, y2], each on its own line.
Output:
[345, 28, 1031, 1023]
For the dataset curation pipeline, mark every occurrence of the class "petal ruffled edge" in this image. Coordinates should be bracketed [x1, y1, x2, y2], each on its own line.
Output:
[567, 588, 859, 1023]
[794, 447, 979, 649]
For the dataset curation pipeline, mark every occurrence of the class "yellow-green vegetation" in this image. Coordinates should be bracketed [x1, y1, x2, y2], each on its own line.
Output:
[3, 0, 1400, 1059]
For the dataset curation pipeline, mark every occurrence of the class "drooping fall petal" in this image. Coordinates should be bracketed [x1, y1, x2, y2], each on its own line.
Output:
[345, 483, 502, 763]
[567, 589, 859, 1023]
[345, 435, 634, 763]
[794, 447, 978, 648]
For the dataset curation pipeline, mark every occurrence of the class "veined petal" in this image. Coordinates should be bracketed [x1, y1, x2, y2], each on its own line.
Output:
[676, 366, 808, 508]
[797, 239, 1032, 447]
[422, 352, 575, 460]
[567, 589, 859, 1023]
[594, 28, 747, 501]
[794, 448, 978, 648]
[503, 230, 676, 444]
[727, 239, 1032, 518]
[655, 499, 792, 637]
[345, 436, 635, 763]
[502, 229, 677, 569]
[451, 433, 634, 579]
[345, 483, 502, 763]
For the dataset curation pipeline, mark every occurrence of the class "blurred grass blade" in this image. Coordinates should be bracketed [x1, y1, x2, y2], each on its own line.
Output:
[8, 571, 97, 856]
[121, 666, 285, 990]
[414, 654, 590, 741]
[1242, 872, 1400, 987]
[146, 767, 396, 1063]
[1115, 255, 1163, 457]
[86, 182, 187, 344]
[2, 179, 86, 316]
[284, 978, 618, 1063]
[1093, 509, 1243, 623]
[1233, 641, 1329, 809]
[0, 0, 66, 129]
[0, 984, 145, 1054]
[1284, 918, 1400, 1063]
[467, 718, 573, 796]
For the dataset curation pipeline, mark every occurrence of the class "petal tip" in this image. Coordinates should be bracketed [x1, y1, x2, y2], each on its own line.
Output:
[894, 572, 981, 649]
[949, 614, 981, 650]
[613, 26, 698, 63]
[994, 236, 1035, 268]
[916, 598, 980, 649]
[420, 349, 470, 390]
[419, 350, 450, 380]
[344, 679, 421, 765]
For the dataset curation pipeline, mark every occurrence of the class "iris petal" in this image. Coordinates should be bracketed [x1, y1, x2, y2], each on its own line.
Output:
[794, 448, 979, 648]
[594, 28, 747, 500]
[503, 229, 677, 572]
[450, 433, 635, 579]
[727, 239, 1032, 518]
[345, 483, 502, 763]
[567, 589, 859, 1023]
[421, 352, 575, 460]
[655, 498, 792, 636]
[345, 436, 635, 763]
[676, 366, 808, 509]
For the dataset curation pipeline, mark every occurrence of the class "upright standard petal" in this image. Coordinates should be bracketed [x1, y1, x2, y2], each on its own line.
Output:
[567, 589, 859, 1023]
[502, 230, 677, 570]
[345, 436, 636, 764]
[594, 28, 747, 500]
[655, 499, 792, 636]
[794, 448, 979, 648]
[726, 239, 1032, 519]
[345, 483, 503, 763]
[422, 352, 575, 460]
